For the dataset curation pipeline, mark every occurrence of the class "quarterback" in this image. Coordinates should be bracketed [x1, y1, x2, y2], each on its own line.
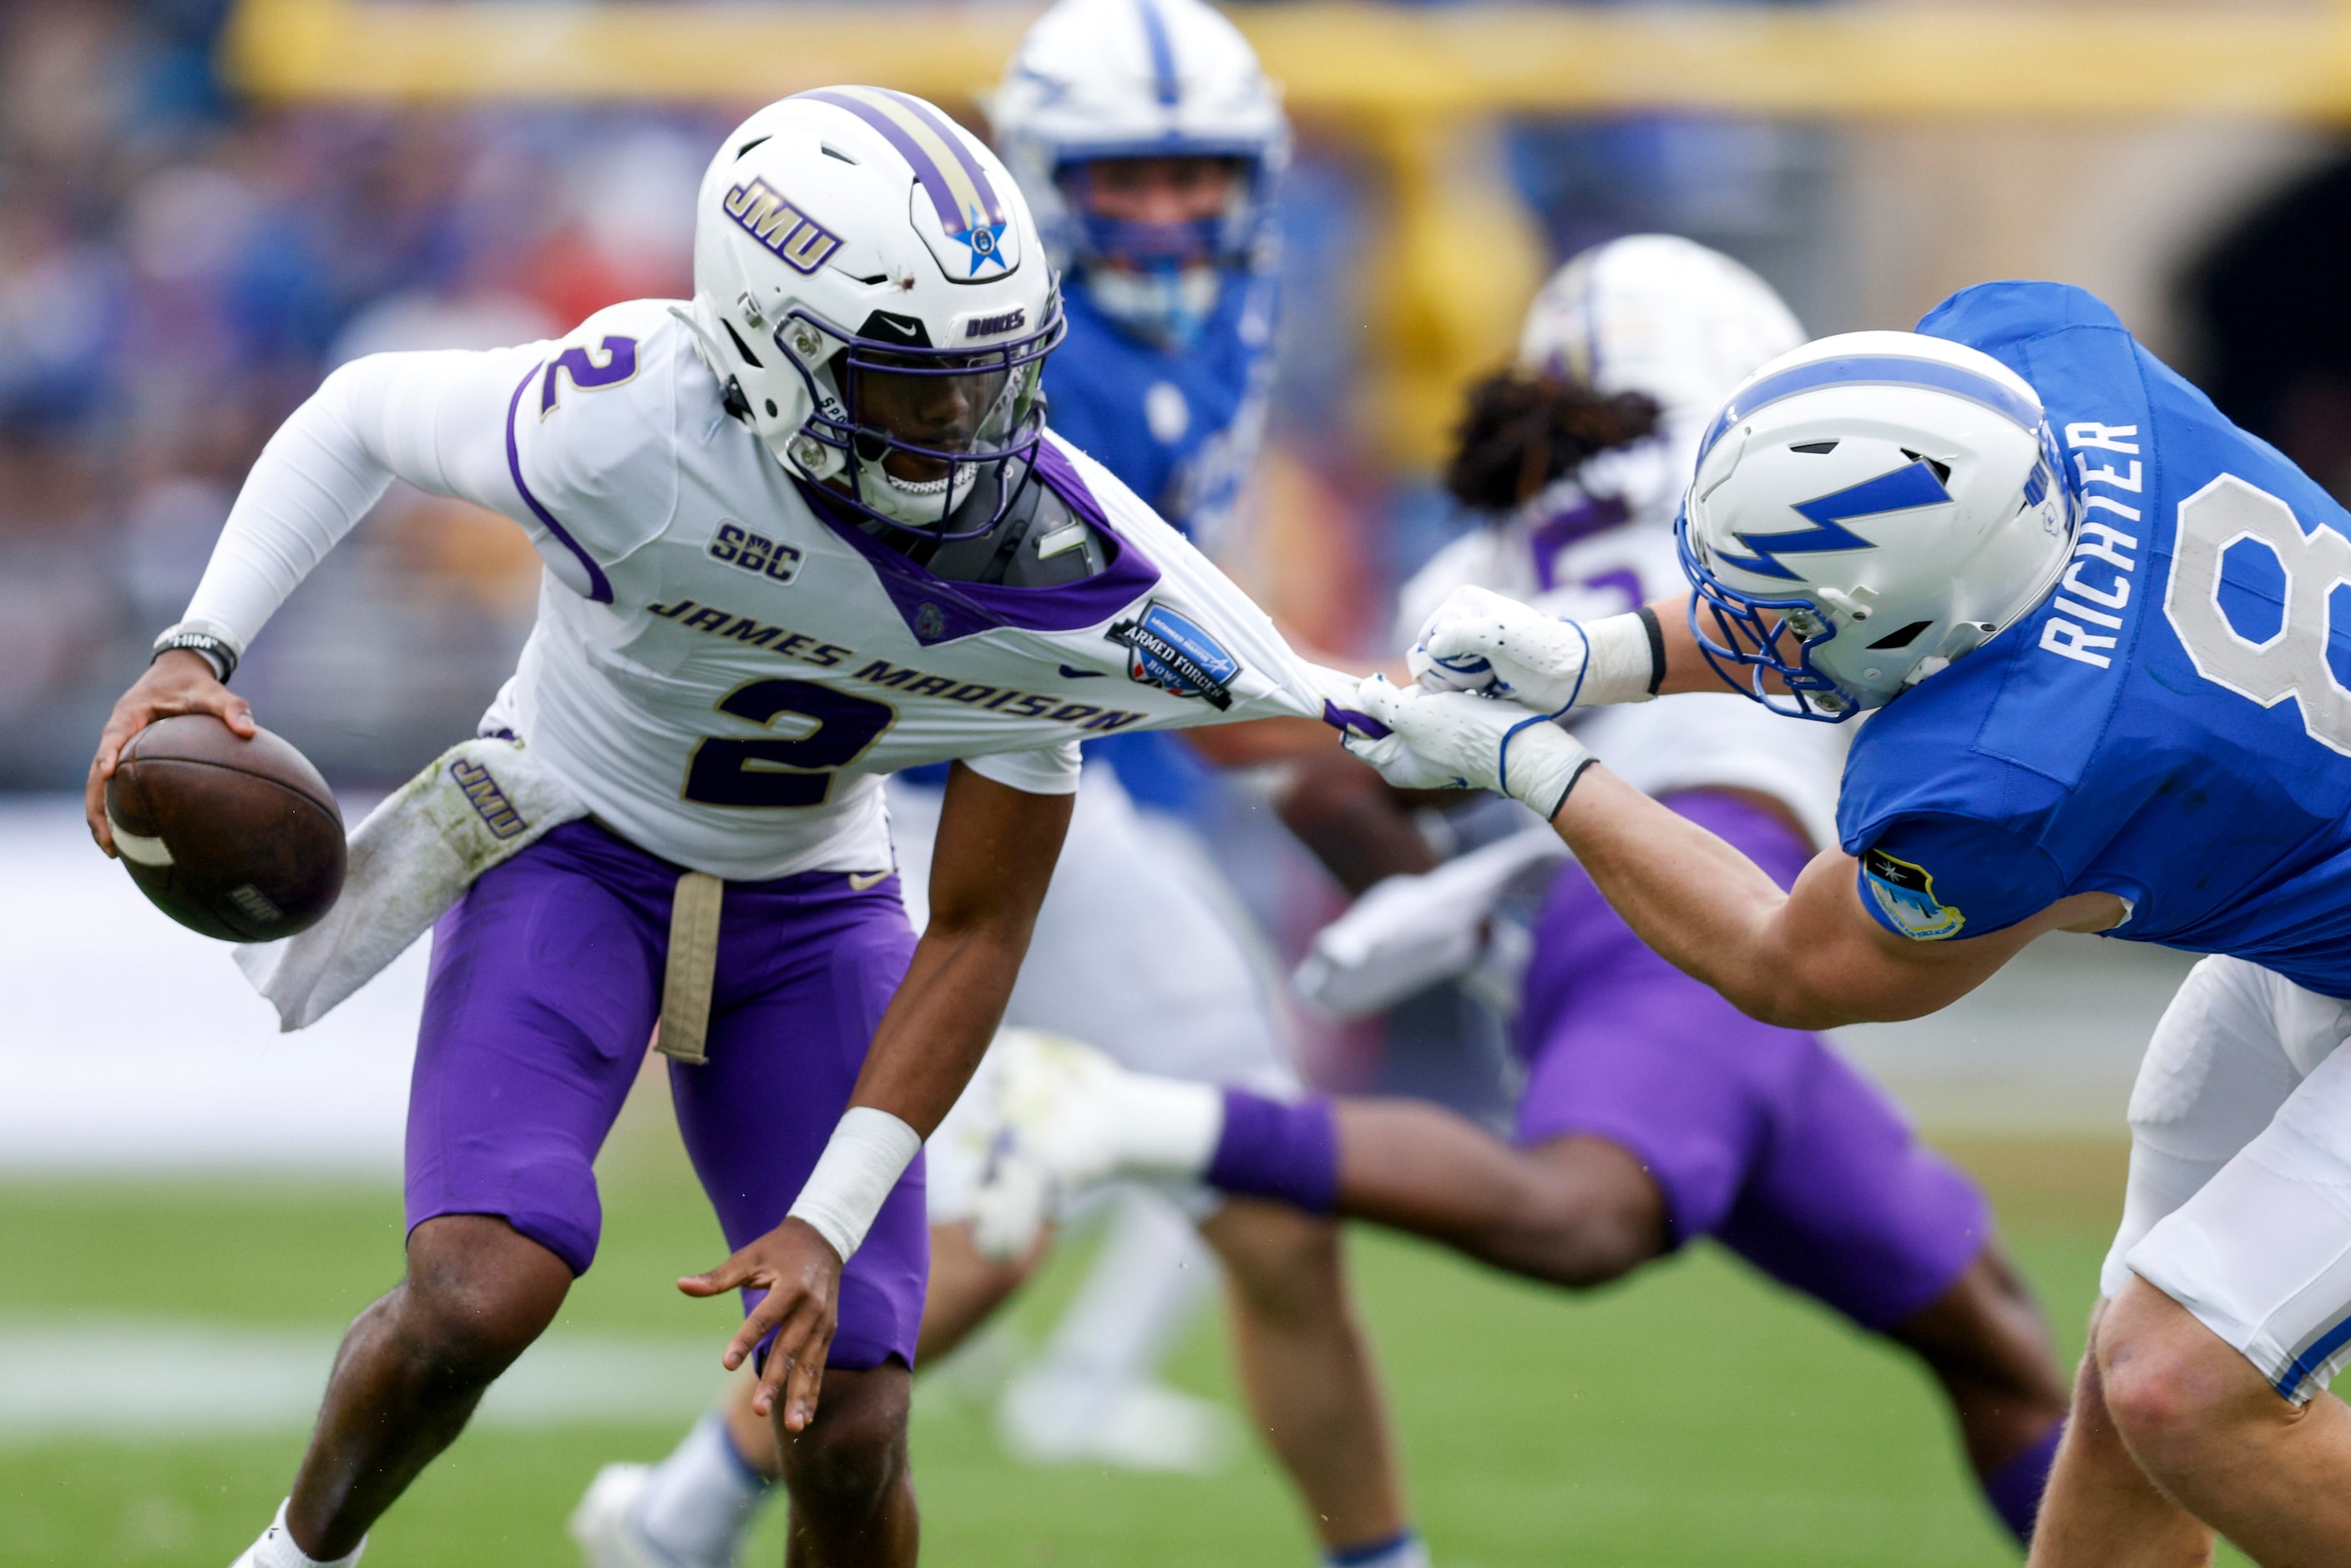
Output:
[87, 88, 1338, 1568]
[578, 7, 1426, 1568]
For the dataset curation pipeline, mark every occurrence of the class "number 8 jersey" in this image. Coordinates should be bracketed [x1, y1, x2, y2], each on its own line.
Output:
[178, 300, 1336, 880]
[1838, 280, 2351, 999]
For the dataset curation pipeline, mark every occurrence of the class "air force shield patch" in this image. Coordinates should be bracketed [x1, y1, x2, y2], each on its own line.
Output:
[1106, 601, 1240, 710]
[1860, 848, 1966, 941]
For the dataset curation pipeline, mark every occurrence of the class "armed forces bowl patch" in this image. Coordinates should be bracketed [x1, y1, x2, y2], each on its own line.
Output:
[1106, 600, 1239, 711]
[1861, 848, 1965, 941]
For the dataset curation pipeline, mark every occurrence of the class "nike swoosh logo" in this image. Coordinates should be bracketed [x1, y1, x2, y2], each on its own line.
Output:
[873, 319, 922, 340]
[1058, 665, 1106, 679]
[847, 868, 892, 892]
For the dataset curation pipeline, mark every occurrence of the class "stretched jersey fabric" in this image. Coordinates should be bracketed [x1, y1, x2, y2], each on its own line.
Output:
[1044, 267, 1278, 813]
[1839, 281, 2351, 999]
[1399, 389, 1848, 851]
[179, 299, 1332, 882]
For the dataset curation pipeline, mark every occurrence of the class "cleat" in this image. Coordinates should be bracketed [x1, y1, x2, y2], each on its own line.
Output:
[569, 1463, 701, 1568]
[999, 1370, 1239, 1475]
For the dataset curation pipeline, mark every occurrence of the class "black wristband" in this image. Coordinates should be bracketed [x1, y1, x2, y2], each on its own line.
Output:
[1544, 756, 1601, 821]
[152, 630, 238, 684]
[1636, 604, 1666, 697]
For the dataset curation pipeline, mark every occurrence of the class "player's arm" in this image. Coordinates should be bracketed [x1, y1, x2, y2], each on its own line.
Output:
[679, 761, 1073, 1432]
[85, 346, 535, 854]
[1347, 677, 2124, 1029]
[1406, 585, 1789, 710]
[1555, 766, 2119, 1029]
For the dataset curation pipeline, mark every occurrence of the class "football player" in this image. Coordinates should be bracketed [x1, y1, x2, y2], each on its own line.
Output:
[981, 239, 2073, 1546]
[574, 6, 1428, 1568]
[87, 88, 1354, 1568]
[1342, 281, 2351, 1564]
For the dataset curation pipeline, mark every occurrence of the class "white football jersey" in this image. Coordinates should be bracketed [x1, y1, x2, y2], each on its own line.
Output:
[184, 300, 1334, 880]
[1398, 412, 1848, 850]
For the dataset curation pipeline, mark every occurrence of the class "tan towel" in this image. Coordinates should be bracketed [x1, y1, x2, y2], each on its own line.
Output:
[236, 736, 588, 1030]
[656, 871, 724, 1065]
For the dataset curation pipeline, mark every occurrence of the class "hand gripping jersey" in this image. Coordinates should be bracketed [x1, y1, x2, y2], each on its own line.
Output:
[1840, 281, 2351, 998]
[179, 300, 1334, 882]
[1398, 395, 1848, 850]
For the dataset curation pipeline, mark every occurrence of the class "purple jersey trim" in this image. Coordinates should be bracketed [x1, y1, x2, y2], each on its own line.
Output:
[1526, 493, 1630, 591]
[797, 88, 1005, 238]
[504, 366, 614, 604]
[1319, 698, 1391, 739]
[795, 449, 1161, 643]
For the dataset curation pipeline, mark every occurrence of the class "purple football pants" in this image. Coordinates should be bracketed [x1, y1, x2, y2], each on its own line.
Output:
[405, 820, 925, 1368]
[1514, 790, 1990, 1331]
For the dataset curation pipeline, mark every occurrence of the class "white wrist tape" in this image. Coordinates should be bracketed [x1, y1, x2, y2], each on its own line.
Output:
[1576, 609, 1665, 707]
[787, 1107, 922, 1262]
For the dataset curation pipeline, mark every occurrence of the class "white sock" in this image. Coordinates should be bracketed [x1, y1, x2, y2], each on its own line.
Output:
[244, 1500, 364, 1568]
[1327, 1528, 1431, 1568]
[1103, 1074, 1224, 1178]
[635, 1410, 774, 1564]
[1025, 1189, 1216, 1393]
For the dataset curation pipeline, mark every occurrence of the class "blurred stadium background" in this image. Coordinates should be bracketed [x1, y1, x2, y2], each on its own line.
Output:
[3, 0, 2338, 1560]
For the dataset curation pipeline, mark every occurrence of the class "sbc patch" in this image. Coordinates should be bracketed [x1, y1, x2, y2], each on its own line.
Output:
[1106, 601, 1239, 711]
[1861, 848, 1965, 940]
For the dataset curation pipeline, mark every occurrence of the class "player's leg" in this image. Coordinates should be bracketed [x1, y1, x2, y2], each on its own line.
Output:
[667, 867, 925, 1565]
[2030, 953, 2315, 1565]
[2028, 1299, 2213, 1568]
[277, 1216, 575, 1559]
[1196, 1197, 1418, 1560]
[2075, 964, 2351, 1561]
[579, 985, 1050, 1568]
[1883, 1246, 2070, 1535]
[243, 823, 667, 1565]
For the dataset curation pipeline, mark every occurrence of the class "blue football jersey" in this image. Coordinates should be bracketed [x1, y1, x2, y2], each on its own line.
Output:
[1836, 281, 2351, 999]
[1044, 267, 1277, 814]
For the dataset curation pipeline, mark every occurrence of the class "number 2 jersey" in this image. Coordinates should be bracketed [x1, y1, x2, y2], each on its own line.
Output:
[177, 298, 1336, 881]
[1840, 280, 2351, 999]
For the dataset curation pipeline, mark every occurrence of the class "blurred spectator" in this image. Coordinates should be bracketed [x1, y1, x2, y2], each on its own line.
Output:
[0, 0, 720, 787]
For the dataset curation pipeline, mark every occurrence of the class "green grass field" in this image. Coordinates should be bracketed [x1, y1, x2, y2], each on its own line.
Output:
[0, 1121, 2251, 1568]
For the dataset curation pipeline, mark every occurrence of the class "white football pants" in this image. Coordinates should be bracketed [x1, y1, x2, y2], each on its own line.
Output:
[2105, 953, 2351, 1401]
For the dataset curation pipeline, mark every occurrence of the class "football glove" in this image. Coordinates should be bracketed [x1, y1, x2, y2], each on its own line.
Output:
[1344, 675, 1597, 818]
[1408, 584, 1660, 713]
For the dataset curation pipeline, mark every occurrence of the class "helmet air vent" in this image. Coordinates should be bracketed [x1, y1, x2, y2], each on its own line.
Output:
[721, 320, 765, 369]
[1900, 449, 1954, 485]
[734, 134, 771, 160]
[1864, 619, 1935, 650]
[1789, 440, 1838, 454]
[822, 143, 859, 164]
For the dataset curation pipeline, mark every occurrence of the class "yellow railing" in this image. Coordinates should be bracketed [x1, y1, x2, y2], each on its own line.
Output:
[221, 0, 2351, 463]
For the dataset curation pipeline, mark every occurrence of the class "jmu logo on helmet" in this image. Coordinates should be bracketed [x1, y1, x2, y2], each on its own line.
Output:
[723, 179, 843, 275]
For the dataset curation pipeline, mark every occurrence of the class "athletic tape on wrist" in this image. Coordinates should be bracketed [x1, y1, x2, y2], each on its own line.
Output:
[786, 1107, 921, 1262]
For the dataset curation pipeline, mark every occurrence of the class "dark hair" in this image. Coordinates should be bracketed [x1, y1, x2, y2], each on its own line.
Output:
[1441, 370, 1661, 514]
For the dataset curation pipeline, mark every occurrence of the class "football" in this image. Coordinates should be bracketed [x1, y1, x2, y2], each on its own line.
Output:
[104, 714, 347, 943]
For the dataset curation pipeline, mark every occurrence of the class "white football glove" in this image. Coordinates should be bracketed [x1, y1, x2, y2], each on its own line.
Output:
[1408, 584, 1660, 713]
[1292, 827, 1569, 1019]
[1344, 675, 1596, 817]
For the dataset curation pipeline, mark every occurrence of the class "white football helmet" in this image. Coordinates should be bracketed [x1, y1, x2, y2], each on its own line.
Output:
[685, 88, 1063, 536]
[1677, 330, 2078, 719]
[990, 0, 1288, 344]
[1519, 234, 1805, 427]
